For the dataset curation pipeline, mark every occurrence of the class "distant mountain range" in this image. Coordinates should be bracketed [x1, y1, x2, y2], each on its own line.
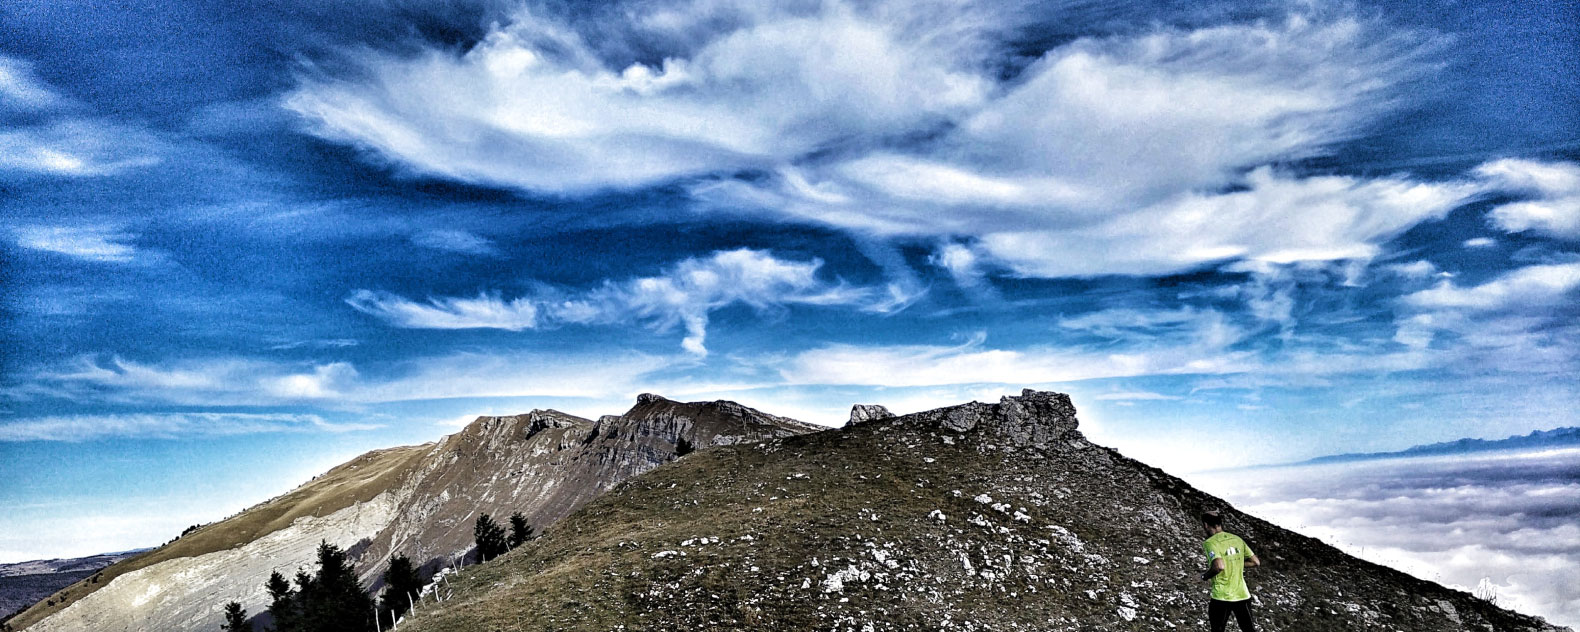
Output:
[1299, 426, 1580, 465]
[0, 551, 144, 623]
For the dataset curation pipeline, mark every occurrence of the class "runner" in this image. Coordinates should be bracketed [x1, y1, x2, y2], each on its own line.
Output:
[1200, 511, 1261, 632]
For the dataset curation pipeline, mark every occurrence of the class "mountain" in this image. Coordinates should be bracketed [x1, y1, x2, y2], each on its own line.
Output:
[1299, 426, 1580, 465]
[0, 552, 143, 624]
[399, 390, 1566, 632]
[9, 395, 819, 632]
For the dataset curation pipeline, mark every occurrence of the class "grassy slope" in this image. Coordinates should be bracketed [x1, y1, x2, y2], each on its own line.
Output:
[401, 409, 1560, 632]
[10, 444, 431, 631]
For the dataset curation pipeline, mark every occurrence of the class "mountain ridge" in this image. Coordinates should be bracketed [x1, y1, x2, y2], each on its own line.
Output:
[12, 391, 1567, 631]
[11, 395, 819, 632]
[400, 390, 1566, 632]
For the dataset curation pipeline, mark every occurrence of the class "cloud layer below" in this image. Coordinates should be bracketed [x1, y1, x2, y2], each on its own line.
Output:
[1190, 448, 1580, 629]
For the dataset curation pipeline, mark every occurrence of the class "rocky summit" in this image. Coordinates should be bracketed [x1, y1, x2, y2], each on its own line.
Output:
[399, 390, 1565, 632]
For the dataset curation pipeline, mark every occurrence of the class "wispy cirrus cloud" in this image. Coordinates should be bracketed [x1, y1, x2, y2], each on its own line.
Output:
[410, 229, 502, 256]
[0, 412, 377, 442]
[780, 312, 1253, 387]
[6, 349, 671, 409]
[1392, 261, 1580, 376]
[347, 291, 541, 330]
[0, 55, 66, 110]
[0, 120, 162, 176]
[348, 248, 890, 355]
[0, 55, 162, 177]
[11, 225, 159, 264]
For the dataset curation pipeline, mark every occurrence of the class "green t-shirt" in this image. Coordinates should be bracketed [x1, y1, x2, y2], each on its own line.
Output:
[1203, 532, 1254, 601]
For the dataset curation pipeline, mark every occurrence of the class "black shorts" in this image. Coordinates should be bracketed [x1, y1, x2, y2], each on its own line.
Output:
[1209, 598, 1254, 632]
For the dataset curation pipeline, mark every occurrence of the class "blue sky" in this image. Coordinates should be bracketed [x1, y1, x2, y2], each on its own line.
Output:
[1, 0, 1577, 561]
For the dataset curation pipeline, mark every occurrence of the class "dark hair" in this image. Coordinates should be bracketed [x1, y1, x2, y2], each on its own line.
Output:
[1202, 512, 1223, 528]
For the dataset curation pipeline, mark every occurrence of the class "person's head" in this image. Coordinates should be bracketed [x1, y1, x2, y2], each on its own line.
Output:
[1201, 511, 1224, 535]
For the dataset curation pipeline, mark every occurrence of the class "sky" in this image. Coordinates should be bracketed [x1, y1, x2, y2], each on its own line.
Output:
[0, 0, 1576, 581]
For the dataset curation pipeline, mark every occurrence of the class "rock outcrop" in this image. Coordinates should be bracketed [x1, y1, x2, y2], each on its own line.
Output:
[845, 404, 894, 426]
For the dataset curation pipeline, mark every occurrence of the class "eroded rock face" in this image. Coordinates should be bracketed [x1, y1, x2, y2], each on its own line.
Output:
[28, 494, 402, 632]
[846, 404, 894, 426]
[362, 396, 824, 589]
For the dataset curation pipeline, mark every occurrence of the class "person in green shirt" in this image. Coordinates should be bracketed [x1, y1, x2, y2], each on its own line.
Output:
[1200, 511, 1261, 632]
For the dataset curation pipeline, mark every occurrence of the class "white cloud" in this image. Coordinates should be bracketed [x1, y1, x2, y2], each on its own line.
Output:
[1403, 262, 1580, 310]
[695, 16, 1470, 276]
[15, 350, 671, 408]
[781, 315, 1254, 387]
[1092, 391, 1181, 401]
[25, 356, 358, 406]
[833, 166, 1475, 277]
[349, 249, 881, 355]
[1386, 260, 1440, 279]
[0, 55, 162, 176]
[347, 290, 541, 330]
[352, 350, 670, 403]
[0, 54, 66, 111]
[1057, 307, 1205, 336]
[1463, 237, 1496, 248]
[267, 338, 359, 351]
[0, 119, 162, 176]
[13, 225, 146, 263]
[1476, 159, 1580, 239]
[1392, 262, 1580, 376]
[411, 229, 501, 256]
[289, 3, 1486, 279]
[931, 242, 992, 291]
[0, 412, 376, 442]
[286, 1, 990, 193]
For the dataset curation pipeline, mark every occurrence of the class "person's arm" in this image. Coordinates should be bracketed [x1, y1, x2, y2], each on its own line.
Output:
[1201, 556, 1225, 581]
[1245, 554, 1261, 568]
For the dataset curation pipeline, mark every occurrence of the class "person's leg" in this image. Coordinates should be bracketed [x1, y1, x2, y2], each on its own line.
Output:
[1232, 599, 1255, 632]
[1208, 599, 1230, 632]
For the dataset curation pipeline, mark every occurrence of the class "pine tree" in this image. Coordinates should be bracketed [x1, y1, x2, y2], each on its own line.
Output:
[263, 542, 373, 632]
[508, 511, 534, 549]
[265, 571, 296, 632]
[474, 514, 509, 561]
[220, 601, 249, 632]
[300, 541, 374, 632]
[379, 554, 422, 622]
